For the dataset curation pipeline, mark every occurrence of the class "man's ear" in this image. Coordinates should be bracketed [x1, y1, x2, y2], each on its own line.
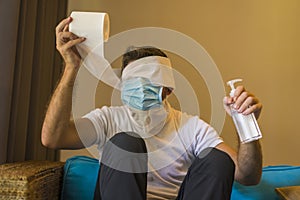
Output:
[165, 88, 172, 95]
[162, 87, 172, 100]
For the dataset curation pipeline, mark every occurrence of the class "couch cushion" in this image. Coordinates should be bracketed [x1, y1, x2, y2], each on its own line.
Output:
[231, 165, 300, 200]
[61, 156, 300, 200]
[61, 156, 100, 200]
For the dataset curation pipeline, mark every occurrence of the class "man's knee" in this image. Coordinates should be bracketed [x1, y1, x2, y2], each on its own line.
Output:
[109, 132, 147, 153]
[194, 147, 235, 179]
[101, 132, 148, 173]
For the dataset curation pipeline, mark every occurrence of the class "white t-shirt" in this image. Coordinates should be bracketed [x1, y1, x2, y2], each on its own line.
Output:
[83, 102, 223, 200]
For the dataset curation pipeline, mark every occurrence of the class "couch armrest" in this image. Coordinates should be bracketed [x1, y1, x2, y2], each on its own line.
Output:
[0, 160, 64, 199]
[275, 186, 300, 200]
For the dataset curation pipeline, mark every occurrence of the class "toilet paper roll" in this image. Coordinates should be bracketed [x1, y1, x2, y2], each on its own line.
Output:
[69, 11, 110, 58]
[69, 11, 120, 89]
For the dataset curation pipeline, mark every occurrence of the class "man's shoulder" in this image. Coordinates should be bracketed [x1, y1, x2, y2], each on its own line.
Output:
[170, 106, 208, 126]
[170, 106, 197, 119]
[84, 105, 131, 125]
[93, 105, 128, 114]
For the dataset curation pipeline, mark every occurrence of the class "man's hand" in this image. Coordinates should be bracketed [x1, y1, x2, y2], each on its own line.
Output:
[55, 17, 85, 68]
[223, 85, 262, 119]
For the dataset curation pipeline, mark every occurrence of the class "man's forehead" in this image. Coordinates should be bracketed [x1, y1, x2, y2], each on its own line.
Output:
[121, 56, 175, 90]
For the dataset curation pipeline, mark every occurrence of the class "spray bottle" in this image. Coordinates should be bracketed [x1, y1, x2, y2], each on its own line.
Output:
[227, 79, 262, 143]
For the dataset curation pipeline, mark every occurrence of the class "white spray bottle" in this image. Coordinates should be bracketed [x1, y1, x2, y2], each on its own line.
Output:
[227, 79, 262, 143]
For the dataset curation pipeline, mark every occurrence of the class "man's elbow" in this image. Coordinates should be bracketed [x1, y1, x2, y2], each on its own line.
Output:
[239, 177, 261, 186]
[41, 129, 59, 149]
[237, 173, 262, 186]
[41, 138, 57, 149]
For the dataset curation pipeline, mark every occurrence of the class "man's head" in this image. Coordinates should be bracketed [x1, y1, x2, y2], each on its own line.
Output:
[122, 46, 168, 72]
[121, 46, 172, 100]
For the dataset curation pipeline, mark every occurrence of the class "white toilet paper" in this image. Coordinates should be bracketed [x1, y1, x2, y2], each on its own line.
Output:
[69, 11, 110, 58]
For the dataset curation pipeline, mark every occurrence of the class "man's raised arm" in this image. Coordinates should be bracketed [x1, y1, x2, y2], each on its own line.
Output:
[41, 17, 97, 149]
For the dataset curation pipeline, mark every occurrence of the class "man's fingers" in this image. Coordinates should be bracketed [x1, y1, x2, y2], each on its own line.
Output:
[237, 96, 257, 113]
[225, 85, 262, 119]
[61, 37, 85, 50]
[61, 32, 79, 40]
[233, 86, 246, 100]
[233, 91, 251, 109]
[234, 94, 262, 118]
[242, 103, 262, 116]
[223, 96, 234, 105]
[63, 24, 69, 32]
[56, 32, 80, 46]
[55, 17, 72, 35]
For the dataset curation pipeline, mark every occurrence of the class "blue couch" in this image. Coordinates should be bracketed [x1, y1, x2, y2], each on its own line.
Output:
[61, 156, 300, 200]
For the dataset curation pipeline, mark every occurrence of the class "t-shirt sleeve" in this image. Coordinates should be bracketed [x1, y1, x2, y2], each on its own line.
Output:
[192, 116, 224, 157]
[82, 107, 110, 148]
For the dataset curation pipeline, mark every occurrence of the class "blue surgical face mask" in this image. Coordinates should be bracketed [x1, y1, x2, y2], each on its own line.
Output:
[121, 77, 163, 111]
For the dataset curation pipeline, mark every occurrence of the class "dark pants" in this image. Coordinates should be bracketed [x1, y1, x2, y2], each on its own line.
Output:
[94, 132, 235, 200]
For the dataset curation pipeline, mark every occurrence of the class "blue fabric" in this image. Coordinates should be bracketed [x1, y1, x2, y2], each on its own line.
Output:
[60, 156, 300, 200]
[231, 165, 300, 200]
[61, 156, 100, 200]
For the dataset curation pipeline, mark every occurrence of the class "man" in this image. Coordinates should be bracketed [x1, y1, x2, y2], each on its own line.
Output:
[42, 17, 262, 200]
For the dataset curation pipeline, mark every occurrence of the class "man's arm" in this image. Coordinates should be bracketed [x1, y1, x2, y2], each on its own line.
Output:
[217, 85, 263, 185]
[216, 141, 262, 185]
[41, 17, 97, 149]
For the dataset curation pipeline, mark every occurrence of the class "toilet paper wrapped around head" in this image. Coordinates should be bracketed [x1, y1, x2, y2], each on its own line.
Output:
[121, 56, 176, 90]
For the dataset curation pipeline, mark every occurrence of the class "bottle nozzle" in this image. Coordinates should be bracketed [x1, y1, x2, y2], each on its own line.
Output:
[227, 79, 243, 97]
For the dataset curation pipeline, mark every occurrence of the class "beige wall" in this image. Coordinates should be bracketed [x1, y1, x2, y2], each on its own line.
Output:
[61, 0, 300, 166]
